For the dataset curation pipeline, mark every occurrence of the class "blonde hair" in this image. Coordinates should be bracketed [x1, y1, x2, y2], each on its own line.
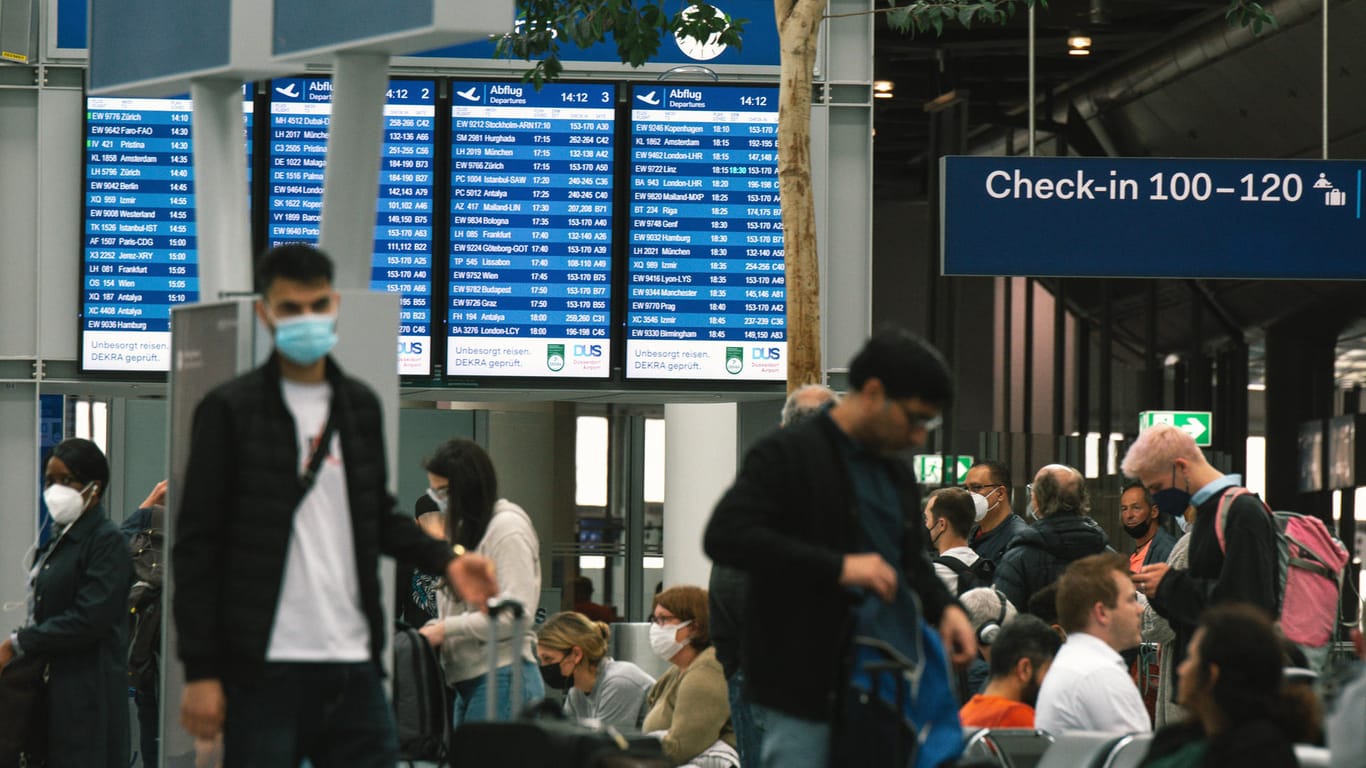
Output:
[536, 611, 611, 666]
[1120, 423, 1204, 479]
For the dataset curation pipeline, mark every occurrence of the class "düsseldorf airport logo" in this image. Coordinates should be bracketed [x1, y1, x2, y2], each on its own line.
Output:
[547, 344, 565, 372]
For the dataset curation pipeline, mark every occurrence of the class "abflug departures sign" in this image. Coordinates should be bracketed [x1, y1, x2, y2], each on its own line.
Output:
[626, 84, 784, 381]
[446, 80, 616, 379]
[942, 156, 1366, 279]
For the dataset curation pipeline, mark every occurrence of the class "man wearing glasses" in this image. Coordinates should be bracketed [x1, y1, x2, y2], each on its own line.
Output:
[963, 459, 1030, 565]
[704, 328, 976, 768]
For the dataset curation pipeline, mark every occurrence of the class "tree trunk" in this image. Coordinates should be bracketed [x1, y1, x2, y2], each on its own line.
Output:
[775, 0, 825, 393]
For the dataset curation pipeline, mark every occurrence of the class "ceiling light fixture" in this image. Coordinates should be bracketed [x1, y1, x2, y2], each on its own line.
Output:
[1067, 32, 1092, 56]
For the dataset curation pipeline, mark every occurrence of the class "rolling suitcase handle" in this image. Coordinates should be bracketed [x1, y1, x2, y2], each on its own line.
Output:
[485, 596, 527, 722]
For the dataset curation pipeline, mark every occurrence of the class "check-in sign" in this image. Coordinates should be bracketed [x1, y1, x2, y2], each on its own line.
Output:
[1140, 411, 1212, 447]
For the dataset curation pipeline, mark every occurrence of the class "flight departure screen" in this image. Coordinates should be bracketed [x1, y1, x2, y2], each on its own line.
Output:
[625, 85, 785, 381]
[82, 91, 251, 372]
[267, 77, 435, 375]
[447, 81, 615, 379]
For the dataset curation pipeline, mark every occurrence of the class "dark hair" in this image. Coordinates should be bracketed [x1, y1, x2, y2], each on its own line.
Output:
[1193, 605, 1314, 735]
[969, 459, 1011, 491]
[1027, 581, 1061, 625]
[1119, 480, 1154, 508]
[255, 243, 334, 294]
[1056, 551, 1128, 634]
[573, 575, 594, 601]
[49, 438, 110, 501]
[847, 327, 953, 408]
[424, 438, 498, 551]
[989, 614, 1062, 678]
[414, 492, 439, 517]
[653, 585, 711, 651]
[927, 487, 975, 539]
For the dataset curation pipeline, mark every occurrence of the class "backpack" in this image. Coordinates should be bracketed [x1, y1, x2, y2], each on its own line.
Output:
[126, 505, 165, 693]
[1214, 487, 1350, 648]
[933, 555, 996, 596]
[392, 623, 449, 764]
[128, 505, 165, 587]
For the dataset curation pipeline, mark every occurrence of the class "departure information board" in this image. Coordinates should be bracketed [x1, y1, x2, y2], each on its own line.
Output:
[82, 92, 251, 372]
[447, 81, 615, 378]
[267, 77, 436, 375]
[626, 85, 784, 381]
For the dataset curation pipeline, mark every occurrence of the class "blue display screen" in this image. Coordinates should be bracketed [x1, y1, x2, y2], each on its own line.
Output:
[446, 81, 615, 379]
[81, 91, 251, 372]
[625, 84, 783, 381]
[267, 77, 436, 376]
[941, 156, 1366, 278]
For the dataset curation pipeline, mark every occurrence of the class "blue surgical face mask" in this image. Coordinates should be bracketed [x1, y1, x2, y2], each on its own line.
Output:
[273, 313, 337, 365]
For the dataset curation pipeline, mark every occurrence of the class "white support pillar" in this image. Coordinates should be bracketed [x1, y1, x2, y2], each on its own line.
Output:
[662, 403, 738, 588]
[190, 79, 253, 299]
[319, 51, 389, 290]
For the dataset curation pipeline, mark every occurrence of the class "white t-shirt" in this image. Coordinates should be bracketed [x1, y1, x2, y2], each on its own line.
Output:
[1035, 631, 1152, 734]
[266, 379, 370, 661]
[932, 546, 981, 595]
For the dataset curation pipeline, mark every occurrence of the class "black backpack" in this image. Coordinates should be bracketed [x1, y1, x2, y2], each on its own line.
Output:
[393, 622, 450, 764]
[126, 505, 165, 693]
[933, 555, 996, 595]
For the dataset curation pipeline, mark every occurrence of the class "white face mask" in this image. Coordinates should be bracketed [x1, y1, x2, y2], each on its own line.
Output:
[426, 487, 449, 514]
[970, 492, 990, 523]
[44, 482, 94, 526]
[649, 619, 692, 661]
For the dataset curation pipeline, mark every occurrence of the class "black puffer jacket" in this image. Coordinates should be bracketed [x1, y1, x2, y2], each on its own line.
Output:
[993, 513, 1110, 612]
[173, 354, 455, 683]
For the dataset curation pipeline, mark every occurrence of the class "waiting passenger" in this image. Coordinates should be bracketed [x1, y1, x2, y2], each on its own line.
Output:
[535, 611, 655, 731]
[925, 487, 989, 595]
[572, 576, 621, 624]
[958, 587, 1018, 698]
[1139, 604, 1298, 768]
[1119, 481, 1177, 573]
[960, 615, 1062, 729]
[1027, 581, 1065, 640]
[642, 586, 737, 767]
[419, 438, 544, 723]
[993, 464, 1110, 613]
[1035, 552, 1151, 734]
[964, 459, 1030, 565]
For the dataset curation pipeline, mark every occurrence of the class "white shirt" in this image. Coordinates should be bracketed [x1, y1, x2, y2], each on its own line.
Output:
[1035, 632, 1152, 734]
[266, 380, 370, 661]
[932, 546, 981, 594]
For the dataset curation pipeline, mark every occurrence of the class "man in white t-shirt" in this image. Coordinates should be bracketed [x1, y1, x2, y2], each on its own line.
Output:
[1035, 551, 1151, 735]
[174, 244, 497, 767]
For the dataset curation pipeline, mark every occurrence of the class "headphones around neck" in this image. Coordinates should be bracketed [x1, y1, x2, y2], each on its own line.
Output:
[977, 589, 1010, 647]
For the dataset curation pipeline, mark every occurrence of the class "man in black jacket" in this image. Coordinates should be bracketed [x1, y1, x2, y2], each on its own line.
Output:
[174, 245, 496, 766]
[704, 329, 975, 768]
[993, 464, 1110, 614]
[1122, 422, 1277, 692]
[965, 459, 1030, 564]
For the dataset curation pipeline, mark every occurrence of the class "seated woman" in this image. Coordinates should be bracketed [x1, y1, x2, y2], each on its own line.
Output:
[536, 610, 656, 730]
[1140, 604, 1301, 768]
[642, 586, 737, 768]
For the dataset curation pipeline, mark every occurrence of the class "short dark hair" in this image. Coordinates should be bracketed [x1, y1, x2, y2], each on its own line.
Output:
[424, 438, 498, 551]
[927, 487, 975, 539]
[988, 614, 1062, 678]
[969, 459, 1011, 490]
[49, 438, 110, 498]
[1194, 605, 1288, 728]
[1056, 552, 1128, 634]
[847, 327, 953, 407]
[256, 243, 334, 294]
[1119, 480, 1153, 508]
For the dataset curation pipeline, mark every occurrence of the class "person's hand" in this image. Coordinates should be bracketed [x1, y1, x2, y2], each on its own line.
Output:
[180, 679, 226, 740]
[1132, 563, 1171, 598]
[447, 553, 497, 610]
[417, 511, 445, 540]
[938, 605, 978, 666]
[140, 479, 169, 509]
[0, 636, 14, 675]
[839, 552, 896, 603]
[419, 621, 445, 647]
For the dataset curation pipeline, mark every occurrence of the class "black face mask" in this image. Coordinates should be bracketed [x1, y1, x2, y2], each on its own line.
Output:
[539, 661, 573, 692]
[1123, 519, 1154, 540]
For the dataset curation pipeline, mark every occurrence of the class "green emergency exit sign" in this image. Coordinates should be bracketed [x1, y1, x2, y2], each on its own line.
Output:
[1139, 410, 1212, 447]
[913, 455, 974, 485]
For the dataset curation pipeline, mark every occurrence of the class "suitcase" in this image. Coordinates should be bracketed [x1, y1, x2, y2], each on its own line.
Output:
[449, 597, 669, 768]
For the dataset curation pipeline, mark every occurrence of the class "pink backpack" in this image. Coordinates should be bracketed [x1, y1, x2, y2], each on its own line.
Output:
[1215, 487, 1350, 648]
